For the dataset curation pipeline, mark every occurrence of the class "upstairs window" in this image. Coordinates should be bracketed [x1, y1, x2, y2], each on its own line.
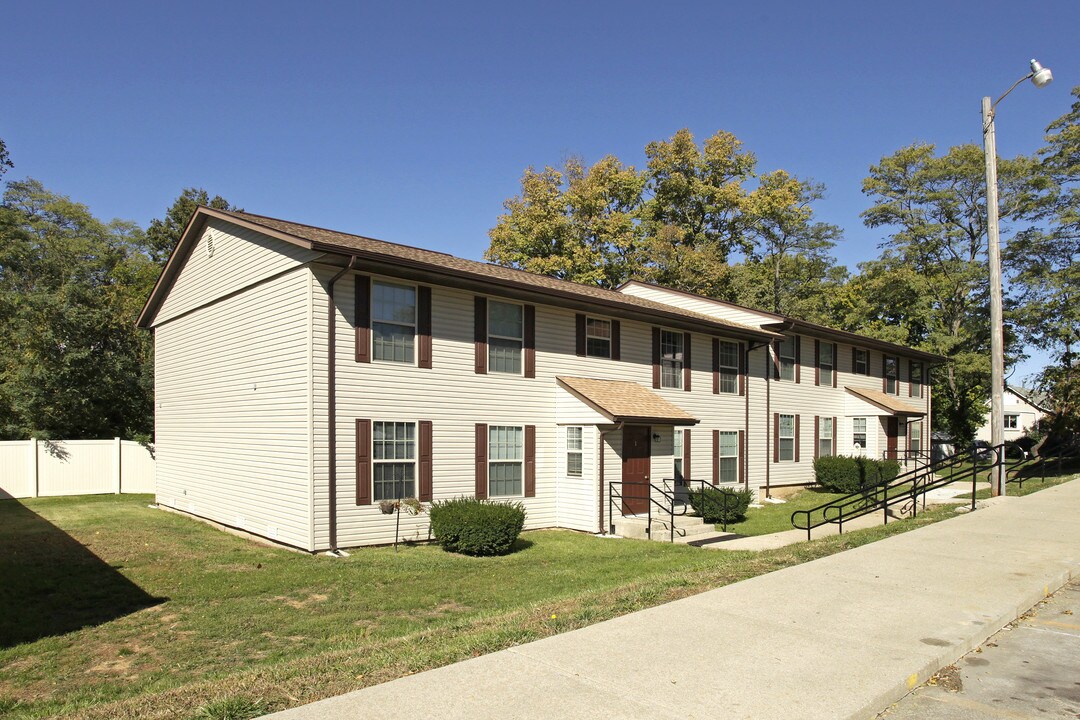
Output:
[585, 318, 611, 358]
[566, 426, 583, 477]
[660, 330, 684, 389]
[778, 336, 797, 382]
[488, 301, 523, 374]
[910, 361, 923, 398]
[884, 356, 898, 395]
[1004, 414, 1019, 430]
[717, 340, 740, 394]
[372, 421, 416, 500]
[372, 281, 416, 363]
[818, 342, 834, 387]
[854, 348, 869, 375]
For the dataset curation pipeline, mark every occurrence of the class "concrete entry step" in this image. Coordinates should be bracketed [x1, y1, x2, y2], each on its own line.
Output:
[612, 513, 717, 541]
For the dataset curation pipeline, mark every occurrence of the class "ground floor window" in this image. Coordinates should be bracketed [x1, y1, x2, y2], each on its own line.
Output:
[718, 431, 738, 482]
[910, 421, 922, 455]
[673, 429, 684, 481]
[489, 425, 524, 496]
[818, 417, 833, 457]
[566, 426, 583, 477]
[373, 421, 416, 500]
[778, 414, 795, 462]
[852, 417, 867, 452]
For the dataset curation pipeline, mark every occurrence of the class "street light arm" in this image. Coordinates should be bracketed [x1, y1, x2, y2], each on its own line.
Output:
[985, 73, 1034, 130]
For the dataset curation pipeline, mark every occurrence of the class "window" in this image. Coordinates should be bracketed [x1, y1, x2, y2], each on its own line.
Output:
[910, 421, 922, 454]
[778, 414, 795, 462]
[818, 342, 834, 387]
[778, 336, 796, 382]
[854, 348, 869, 375]
[910, 361, 923, 398]
[818, 417, 833, 457]
[1004, 414, 1019, 430]
[566, 426, 583, 477]
[372, 281, 416, 363]
[673, 429, 684, 482]
[661, 330, 684, 389]
[488, 301, 523, 374]
[718, 431, 738, 482]
[853, 417, 867, 450]
[489, 425, 524, 496]
[585, 318, 611, 358]
[717, 340, 739, 393]
[372, 421, 416, 500]
[884, 356, 898, 394]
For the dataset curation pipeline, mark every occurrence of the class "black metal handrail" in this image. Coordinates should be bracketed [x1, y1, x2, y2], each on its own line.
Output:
[1007, 446, 1079, 489]
[791, 445, 995, 541]
[608, 478, 741, 542]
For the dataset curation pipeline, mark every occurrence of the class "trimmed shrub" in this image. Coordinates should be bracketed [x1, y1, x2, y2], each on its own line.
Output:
[429, 497, 526, 556]
[813, 455, 901, 493]
[688, 486, 754, 524]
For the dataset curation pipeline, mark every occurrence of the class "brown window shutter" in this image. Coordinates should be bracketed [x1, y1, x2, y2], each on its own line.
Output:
[355, 275, 371, 363]
[474, 297, 487, 374]
[832, 417, 838, 455]
[773, 341, 780, 379]
[419, 420, 433, 501]
[794, 336, 801, 383]
[712, 429, 719, 485]
[814, 416, 820, 459]
[738, 430, 746, 486]
[474, 423, 488, 499]
[575, 314, 586, 356]
[418, 286, 432, 369]
[683, 332, 692, 391]
[773, 413, 780, 463]
[652, 327, 661, 389]
[524, 305, 536, 378]
[611, 320, 621, 361]
[794, 415, 801, 462]
[524, 425, 536, 497]
[683, 428, 691, 480]
[908, 361, 914, 397]
[832, 344, 838, 388]
[356, 419, 371, 505]
[739, 342, 746, 396]
[851, 346, 857, 374]
[815, 339, 821, 386]
[712, 338, 720, 394]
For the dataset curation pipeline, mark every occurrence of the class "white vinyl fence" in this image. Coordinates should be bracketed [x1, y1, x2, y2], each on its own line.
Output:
[0, 439, 155, 499]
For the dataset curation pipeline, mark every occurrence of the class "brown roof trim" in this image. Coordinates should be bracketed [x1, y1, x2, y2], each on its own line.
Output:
[764, 321, 945, 364]
[557, 377, 700, 426]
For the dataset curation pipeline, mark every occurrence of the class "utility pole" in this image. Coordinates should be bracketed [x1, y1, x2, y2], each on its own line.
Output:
[982, 95, 1006, 497]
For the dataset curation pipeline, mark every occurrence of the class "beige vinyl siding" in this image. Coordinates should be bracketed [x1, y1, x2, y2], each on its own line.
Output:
[154, 267, 313, 550]
[555, 425, 598, 532]
[618, 282, 779, 327]
[312, 267, 751, 549]
[154, 218, 321, 326]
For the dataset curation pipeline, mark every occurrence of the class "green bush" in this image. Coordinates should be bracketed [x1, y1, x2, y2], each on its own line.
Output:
[813, 455, 901, 493]
[429, 497, 526, 556]
[687, 486, 754, 524]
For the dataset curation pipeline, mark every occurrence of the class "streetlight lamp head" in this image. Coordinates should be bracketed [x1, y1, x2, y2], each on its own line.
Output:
[1030, 59, 1053, 88]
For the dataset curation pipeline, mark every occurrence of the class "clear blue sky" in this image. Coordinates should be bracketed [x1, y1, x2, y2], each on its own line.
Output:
[5, 0, 1078, 380]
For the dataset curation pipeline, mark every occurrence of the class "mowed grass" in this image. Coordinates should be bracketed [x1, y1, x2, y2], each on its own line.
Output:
[719, 488, 849, 536]
[0, 494, 958, 720]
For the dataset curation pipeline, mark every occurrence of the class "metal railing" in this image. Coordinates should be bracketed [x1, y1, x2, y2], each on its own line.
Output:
[608, 478, 742, 542]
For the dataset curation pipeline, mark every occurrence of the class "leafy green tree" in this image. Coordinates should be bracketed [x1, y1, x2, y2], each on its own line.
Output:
[0, 138, 12, 179]
[145, 187, 235, 264]
[0, 180, 158, 440]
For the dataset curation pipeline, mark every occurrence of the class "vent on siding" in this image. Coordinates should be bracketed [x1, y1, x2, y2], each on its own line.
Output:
[266, 525, 278, 539]
[206, 230, 216, 258]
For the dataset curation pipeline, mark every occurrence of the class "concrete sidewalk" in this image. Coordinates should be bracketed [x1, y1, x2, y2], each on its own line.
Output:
[264, 479, 1080, 720]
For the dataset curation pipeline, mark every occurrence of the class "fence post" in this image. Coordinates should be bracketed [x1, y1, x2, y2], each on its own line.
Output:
[113, 437, 122, 494]
[29, 438, 39, 498]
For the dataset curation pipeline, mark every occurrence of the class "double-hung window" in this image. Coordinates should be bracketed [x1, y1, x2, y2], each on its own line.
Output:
[718, 431, 738, 482]
[884, 356, 898, 394]
[488, 301, 523, 374]
[818, 418, 834, 457]
[779, 337, 797, 382]
[489, 425, 524, 496]
[372, 281, 416, 363]
[1004, 414, 1019, 430]
[778, 414, 795, 461]
[585, 318, 611, 358]
[660, 330, 684, 389]
[909, 421, 922, 454]
[854, 348, 869, 375]
[566, 426, 583, 477]
[673, 429, 684, 482]
[717, 340, 739, 394]
[818, 343, 834, 387]
[372, 421, 416, 500]
[910, 361, 923, 398]
[853, 417, 867, 450]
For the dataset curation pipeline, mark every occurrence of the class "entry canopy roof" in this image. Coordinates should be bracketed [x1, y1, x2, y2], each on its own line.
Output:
[845, 387, 926, 417]
[556, 377, 699, 426]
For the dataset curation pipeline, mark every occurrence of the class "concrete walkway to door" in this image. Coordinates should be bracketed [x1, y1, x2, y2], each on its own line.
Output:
[263, 478, 1080, 720]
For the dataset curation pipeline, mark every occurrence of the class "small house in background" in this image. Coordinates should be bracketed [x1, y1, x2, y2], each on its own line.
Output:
[974, 385, 1050, 444]
[138, 207, 942, 552]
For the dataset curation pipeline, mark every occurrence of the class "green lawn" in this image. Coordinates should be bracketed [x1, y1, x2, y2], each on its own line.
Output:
[0, 494, 959, 720]
[718, 489, 848, 536]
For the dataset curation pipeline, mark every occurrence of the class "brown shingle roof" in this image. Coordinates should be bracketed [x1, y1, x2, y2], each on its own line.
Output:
[557, 377, 699, 425]
[206, 209, 777, 341]
[845, 387, 926, 417]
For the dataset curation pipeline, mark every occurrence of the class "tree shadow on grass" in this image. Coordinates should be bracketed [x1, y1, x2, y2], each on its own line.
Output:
[0, 499, 165, 648]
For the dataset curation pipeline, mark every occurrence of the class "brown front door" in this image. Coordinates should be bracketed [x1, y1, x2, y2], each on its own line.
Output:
[885, 417, 898, 460]
[621, 426, 651, 515]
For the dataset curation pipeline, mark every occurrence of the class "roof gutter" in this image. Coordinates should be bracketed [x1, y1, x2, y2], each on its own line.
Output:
[326, 256, 358, 553]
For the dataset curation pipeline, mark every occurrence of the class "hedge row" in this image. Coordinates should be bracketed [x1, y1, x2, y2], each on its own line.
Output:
[813, 455, 901, 493]
[428, 497, 526, 556]
[688, 486, 754, 524]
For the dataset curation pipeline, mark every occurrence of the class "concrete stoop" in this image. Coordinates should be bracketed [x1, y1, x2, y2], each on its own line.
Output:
[612, 509, 720, 542]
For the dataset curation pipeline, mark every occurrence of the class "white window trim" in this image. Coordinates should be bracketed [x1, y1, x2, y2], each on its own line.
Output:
[1004, 414, 1019, 430]
[819, 344, 834, 386]
[854, 348, 869, 375]
[566, 426, 583, 477]
[884, 356, 899, 395]
[488, 299, 525, 376]
[717, 340, 739, 394]
[673, 428, 684, 481]
[372, 420, 417, 501]
[585, 317, 612, 359]
[778, 414, 795, 462]
[660, 329, 684, 389]
[852, 417, 868, 452]
[910, 421, 923, 453]
[371, 279, 418, 366]
[910, 361, 924, 398]
[488, 424, 525, 497]
[818, 417, 834, 457]
[718, 430, 739, 483]
[779, 337, 796, 382]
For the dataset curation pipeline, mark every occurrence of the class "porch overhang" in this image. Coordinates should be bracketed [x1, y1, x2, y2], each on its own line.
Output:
[844, 386, 926, 418]
[556, 377, 699, 426]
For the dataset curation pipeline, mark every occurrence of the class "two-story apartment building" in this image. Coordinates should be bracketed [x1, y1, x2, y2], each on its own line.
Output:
[137, 208, 941, 551]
